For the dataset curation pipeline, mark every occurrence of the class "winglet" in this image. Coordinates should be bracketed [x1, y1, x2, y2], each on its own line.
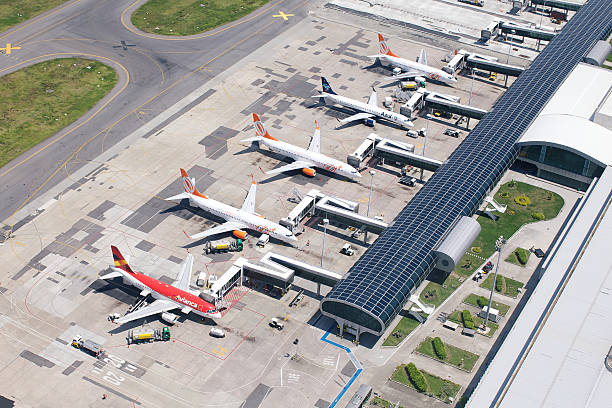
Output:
[315, 120, 319, 130]
[252, 113, 278, 141]
[180, 168, 207, 199]
[378, 33, 399, 57]
[111, 246, 134, 274]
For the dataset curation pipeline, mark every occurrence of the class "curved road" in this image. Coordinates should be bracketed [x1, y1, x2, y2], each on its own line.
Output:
[0, 0, 310, 225]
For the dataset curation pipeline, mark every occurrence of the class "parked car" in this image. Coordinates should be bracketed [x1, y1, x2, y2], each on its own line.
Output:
[269, 318, 284, 330]
[482, 261, 494, 273]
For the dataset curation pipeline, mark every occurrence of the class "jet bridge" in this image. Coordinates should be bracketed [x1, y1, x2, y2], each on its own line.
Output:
[500, 22, 556, 41]
[375, 139, 443, 173]
[465, 55, 524, 77]
[425, 93, 488, 120]
[530, 0, 582, 12]
[261, 252, 342, 287]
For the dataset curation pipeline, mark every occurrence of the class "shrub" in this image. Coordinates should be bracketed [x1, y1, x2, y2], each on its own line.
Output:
[515, 248, 530, 265]
[462, 309, 474, 329]
[476, 295, 488, 308]
[405, 363, 427, 393]
[432, 337, 447, 360]
[508, 209, 515, 215]
[514, 195, 531, 206]
[500, 191, 510, 198]
[508, 180, 517, 188]
[495, 275, 505, 292]
[531, 212, 545, 220]
[471, 246, 482, 254]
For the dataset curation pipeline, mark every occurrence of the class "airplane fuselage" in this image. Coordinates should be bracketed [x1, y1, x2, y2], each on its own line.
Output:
[322, 92, 413, 128]
[115, 268, 219, 318]
[187, 193, 296, 244]
[379, 54, 457, 85]
[260, 138, 360, 179]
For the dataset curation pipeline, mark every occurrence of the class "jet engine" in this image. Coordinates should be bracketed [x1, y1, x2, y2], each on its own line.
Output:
[302, 168, 316, 177]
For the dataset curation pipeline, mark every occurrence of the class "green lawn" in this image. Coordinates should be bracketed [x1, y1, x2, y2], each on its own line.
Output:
[369, 396, 404, 408]
[416, 337, 480, 372]
[505, 247, 531, 267]
[480, 274, 524, 298]
[420, 181, 563, 307]
[382, 315, 421, 347]
[463, 293, 510, 316]
[131, 0, 269, 36]
[391, 364, 461, 403]
[448, 310, 499, 337]
[0, 58, 117, 168]
[0, 1, 69, 34]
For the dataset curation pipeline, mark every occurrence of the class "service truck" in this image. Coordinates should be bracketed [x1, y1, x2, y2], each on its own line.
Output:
[126, 327, 171, 345]
[204, 239, 243, 254]
[72, 335, 105, 358]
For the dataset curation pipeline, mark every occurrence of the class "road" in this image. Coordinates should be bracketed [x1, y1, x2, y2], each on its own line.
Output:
[0, 0, 310, 225]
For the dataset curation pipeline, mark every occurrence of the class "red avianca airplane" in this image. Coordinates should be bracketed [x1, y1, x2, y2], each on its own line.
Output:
[100, 246, 220, 324]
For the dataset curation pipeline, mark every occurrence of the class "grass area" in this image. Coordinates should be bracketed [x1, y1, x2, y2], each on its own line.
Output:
[382, 315, 421, 347]
[131, 0, 269, 36]
[391, 364, 461, 403]
[480, 274, 524, 298]
[420, 181, 563, 307]
[416, 337, 480, 372]
[369, 396, 404, 408]
[0, 1, 68, 34]
[505, 247, 531, 267]
[448, 310, 499, 337]
[0, 58, 116, 168]
[463, 293, 510, 316]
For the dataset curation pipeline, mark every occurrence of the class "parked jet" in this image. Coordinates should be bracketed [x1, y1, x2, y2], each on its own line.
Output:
[166, 169, 297, 244]
[100, 246, 220, 324]
[370, 33, 457, 85]
[241, 113, 361, 180]
[315, 77, 414, 128]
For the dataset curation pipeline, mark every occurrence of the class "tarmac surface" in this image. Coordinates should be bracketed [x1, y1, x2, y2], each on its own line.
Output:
[0, 0, 310, 225]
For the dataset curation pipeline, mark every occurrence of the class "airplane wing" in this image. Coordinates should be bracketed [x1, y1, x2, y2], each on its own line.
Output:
[418, 48, 428, 66]
[185, 221, 247, 240]
[114, 299, 179, 325]
[241, 178, 257, 213]
[307, 121, 321, 153]
[339, 112, 375, 124]
[171, 254, 193, 291]
[383, 71, 421, 82]
[265, 160, 315, 175]
[367, 90, 378, 107]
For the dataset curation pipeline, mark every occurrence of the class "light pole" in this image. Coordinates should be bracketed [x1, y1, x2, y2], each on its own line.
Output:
[420, 113, 432, 181]
[467, 67, 475, 130]
[537, 1, 546, 51]
[505, 29, 515, 88]
[364, 170, 375, 242]
[484, 236, 506, 331]
[320, 218, 329, 268]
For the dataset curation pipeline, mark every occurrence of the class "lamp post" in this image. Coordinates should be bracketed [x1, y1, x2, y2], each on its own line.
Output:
[420, 113, 432, 181]
[467, 67, 475, 130]
[484, 236, 506, 331]
[320, 218, 329, 268]
[505, 29, 515, 87]
[364, 170, 375, 242]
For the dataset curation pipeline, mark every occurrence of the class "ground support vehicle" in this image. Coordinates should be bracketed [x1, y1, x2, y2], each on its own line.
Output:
[126, 327, 171, 345]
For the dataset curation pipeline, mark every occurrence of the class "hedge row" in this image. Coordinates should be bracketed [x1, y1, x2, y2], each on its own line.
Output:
[495, 275, 505, 292]
[405, 363, 427, 393]
[515, 248, 530, 264]
[476, 296, 488, 308]
[462, 309, 474, 329]
[432, 337, 447, 360]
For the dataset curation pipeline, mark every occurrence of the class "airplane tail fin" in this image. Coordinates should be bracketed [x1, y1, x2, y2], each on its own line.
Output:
[252, 113, 278, 141]
[111, 246, 134, 274]
[378, 33, 399, 57]
[321, 77, 336, 95]
[180, 168, 207, 199]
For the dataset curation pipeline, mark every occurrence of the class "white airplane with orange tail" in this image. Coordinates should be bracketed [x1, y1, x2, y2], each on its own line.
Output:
[370, 33, 457, 85]
[166, 169, 297, 244]
[241, 113, 361, 180]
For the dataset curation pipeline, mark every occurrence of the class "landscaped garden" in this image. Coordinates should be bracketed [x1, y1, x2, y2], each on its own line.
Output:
[369, 396, 404, 407]
[463, 293, 510, 316]
[382, 314, 422, 347]
[420, 180, 563, 307]
[480, 274, 524, 298]
[391, 363, 461, 403]
[505, 247, 531, 266]
[415, 337, 480, 372]
[448, 309, 499, 337]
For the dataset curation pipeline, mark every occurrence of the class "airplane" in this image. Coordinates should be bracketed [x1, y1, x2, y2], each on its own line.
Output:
[370, 33, 458, 85]
[166, 168, 298, 244]
[99, 246, 221, 324]
[315, 77, 414, 129]
[241, 113, 362, 180]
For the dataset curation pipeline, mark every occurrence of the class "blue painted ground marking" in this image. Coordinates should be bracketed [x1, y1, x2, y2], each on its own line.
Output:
[320, 325, 363, 408]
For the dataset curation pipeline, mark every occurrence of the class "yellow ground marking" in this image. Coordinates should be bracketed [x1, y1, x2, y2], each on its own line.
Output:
[0, 0, 82, 42]
[120, 0, 286, 41]
[2, 0, 310, 234]
[273, 11, 294, 20]
[14, 241, 26, 247]
[0, 43, 21, 54]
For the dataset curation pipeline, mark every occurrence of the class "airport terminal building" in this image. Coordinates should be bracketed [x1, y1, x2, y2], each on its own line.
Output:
[320, 0, 612, 338]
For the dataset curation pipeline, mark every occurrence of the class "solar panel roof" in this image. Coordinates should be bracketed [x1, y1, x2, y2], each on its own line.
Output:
[321, 0, 612, 335]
